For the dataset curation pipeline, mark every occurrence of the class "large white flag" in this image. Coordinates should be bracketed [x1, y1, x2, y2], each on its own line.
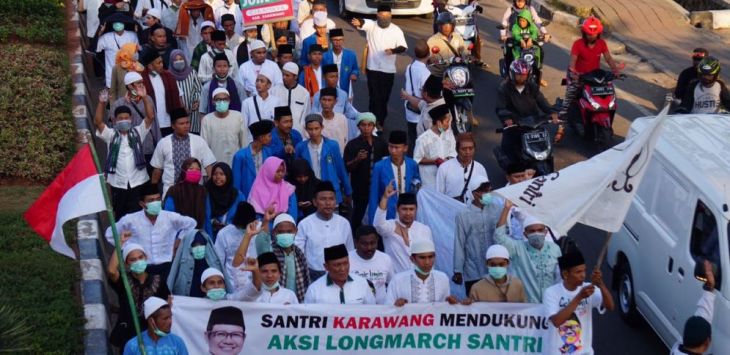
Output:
[493, 106, 670, 236]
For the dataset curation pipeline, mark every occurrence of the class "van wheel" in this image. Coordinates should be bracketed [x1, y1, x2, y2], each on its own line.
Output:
[617, 262, 641, 325]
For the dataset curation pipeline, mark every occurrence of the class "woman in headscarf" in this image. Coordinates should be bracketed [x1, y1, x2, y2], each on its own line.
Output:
[110, 42, 144, 102]
[168, 49, 203, 134]
[248, 157, 298, 218]
[167, 229, 232, 297]
[287, 158, 319, 221]
[164, 157, 212, 235]
[206, 162, 245, 238]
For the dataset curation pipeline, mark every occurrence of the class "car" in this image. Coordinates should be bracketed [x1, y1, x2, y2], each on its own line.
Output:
[607, 113, 730, 353]
[337, 0, 434, 17]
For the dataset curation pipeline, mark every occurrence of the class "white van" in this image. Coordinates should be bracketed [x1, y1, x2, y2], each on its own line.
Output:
[607, 113, 730, 352]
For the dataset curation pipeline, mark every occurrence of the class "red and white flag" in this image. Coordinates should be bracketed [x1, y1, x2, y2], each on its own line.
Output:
[24, 144, 107, 258]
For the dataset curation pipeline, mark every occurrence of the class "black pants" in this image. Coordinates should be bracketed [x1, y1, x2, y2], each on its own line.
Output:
[351, 196, 369, 232]
[366, 70, 395, 126]
[465, 279, 479, 296]
[111, 184, 143, 220]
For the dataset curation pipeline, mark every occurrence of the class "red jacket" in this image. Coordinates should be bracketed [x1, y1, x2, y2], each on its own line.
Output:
[142, 69, 182, 115]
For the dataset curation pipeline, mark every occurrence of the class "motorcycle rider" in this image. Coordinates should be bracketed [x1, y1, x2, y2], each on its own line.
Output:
[510, 9, 545, 86]
[500, 0, 550, 67]
[673, 48, 708, 101]
[427, 12, 466, 74]
[433, 0, 486, 68]
[678, 56, 730, 114]
[496, 59, 559, 126]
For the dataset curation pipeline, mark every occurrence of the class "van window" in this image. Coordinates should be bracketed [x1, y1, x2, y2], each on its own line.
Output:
[652, 169, 689, 240]
[690, 200, 721, 290]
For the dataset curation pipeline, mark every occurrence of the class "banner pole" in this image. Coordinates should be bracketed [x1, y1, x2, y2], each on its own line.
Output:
[84, 133, 147, 355]
[594, 231, 613, 270]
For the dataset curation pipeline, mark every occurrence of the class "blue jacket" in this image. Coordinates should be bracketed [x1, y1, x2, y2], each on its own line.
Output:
[270, 128, 304, 161]
[164, 195, 213, 237]
[368, 157, 420, 224]
[166, 229, 233, 296]
[294, 137, 352, 204]
[300, 34, 329, 66]
[322, 48, 360, 93]
[231, 145, 273, 199]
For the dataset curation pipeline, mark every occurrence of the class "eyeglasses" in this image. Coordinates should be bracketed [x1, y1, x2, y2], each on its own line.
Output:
[209, 331, 244, 341]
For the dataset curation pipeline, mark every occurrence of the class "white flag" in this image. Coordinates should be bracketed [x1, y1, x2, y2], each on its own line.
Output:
[493, 105, 670, 236]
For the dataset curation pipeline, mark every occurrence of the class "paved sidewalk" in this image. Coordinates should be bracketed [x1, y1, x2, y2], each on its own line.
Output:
[544, 0, 730, 77]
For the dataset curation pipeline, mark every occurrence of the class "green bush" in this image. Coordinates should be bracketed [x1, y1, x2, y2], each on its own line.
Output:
[0, 0, 66, 44]
[0, 186, 84, 354]
[0, 44, 76, 182]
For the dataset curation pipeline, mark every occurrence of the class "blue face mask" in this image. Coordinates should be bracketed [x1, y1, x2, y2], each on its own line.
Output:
[112, 22, 125, 32]
[145, 200, 162, 216]
[206, 288, 226, 301]
[215, 100, 230, 113]
[114, 119, 132, 132]
[262, 281, 280, 291]
[129, 259, 147, 274]
[480, 193, 493, 206]
[152, 321, 168, 337]
[488, 266, 508, 280]
[414, 265, 431, 276]
[191, 245, 206, 260]
[275, 233, 295, 248]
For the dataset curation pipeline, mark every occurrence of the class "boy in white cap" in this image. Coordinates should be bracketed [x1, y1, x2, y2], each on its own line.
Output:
[468, 244, 527, 302]
[200, 87, 246, 165]
[385, 238, 461, 306]
[123, 296, 188, 354]
[233, 25, 260, 66]
[238, 39, 283, 97]
[298, 1, 336, 43]
[300, 11, 329, 66]
[242, 67, 283, 130]
[272, 62, 311, 134]
[200, 266, 263, 301]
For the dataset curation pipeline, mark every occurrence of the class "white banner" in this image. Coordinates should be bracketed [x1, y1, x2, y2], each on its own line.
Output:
[493, 106, 669, 235]
[171, 296, 552, 354]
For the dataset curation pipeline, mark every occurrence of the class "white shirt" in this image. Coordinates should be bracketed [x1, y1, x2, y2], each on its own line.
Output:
[358, 19, 407, 73]
[322, 112, 348, 154]
[373, 206, 433, 273]
[161, 6, 180, 32]
[214, 2, 243, 35]
[348, 250, 394, 304]
[304, 273, 376, 304]
[413, 129, 457, 188]
[256, 286, 300, 304]
[238, 59, 284, 96]
[307, 140, 323, 178]
[149, 134, 217, 195]
[390, 161, 407, 194]
[294, 213, 354, 271]
[271, 83, 311, 134]
[149, 73, 171, 128]
[403, 60, 431, 123]
[200, 110, 247, 165]
[184, 18, 204, 60]
[384, 270, 451, 305]
[213, 224, 261, 292]
[96, 123, 151, 189]
[242, 93, 281, 132]
[197, 49, 238, 84]
[105, 210, 197, 264]
[133, 0, 166, 18]
[416, 98, 446, 136]
[435, 158, 488, 198]
[82, 0, 102, 38]
[543, 282, 605, 355]
[97, 31, 139, 88]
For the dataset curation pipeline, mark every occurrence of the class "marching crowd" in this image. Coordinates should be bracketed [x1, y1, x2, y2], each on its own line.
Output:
[77, 0, 721, 354]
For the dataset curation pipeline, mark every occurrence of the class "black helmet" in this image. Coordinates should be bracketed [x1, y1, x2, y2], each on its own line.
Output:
[436, 12, 455, 27]
[697, 56, 721, 76]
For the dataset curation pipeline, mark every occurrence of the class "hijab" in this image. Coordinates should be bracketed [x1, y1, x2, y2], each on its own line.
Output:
[206, 162, 239, 218]
[167, 158, 208, 228]
[289, 158, 320, 218]
[168, 49, 193, 81]
[116, 43, 144, 72]
[189, 232, 210, 298]
[248, 157, 295, 214]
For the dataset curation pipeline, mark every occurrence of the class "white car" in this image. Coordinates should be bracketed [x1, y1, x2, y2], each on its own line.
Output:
[608, 113, 730, 353]
[337, 0, 434, 17]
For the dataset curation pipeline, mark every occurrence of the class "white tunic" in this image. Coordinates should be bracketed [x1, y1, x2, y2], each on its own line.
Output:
[214, 2, 243, 35]
[82, 0, 102, 38]
[413, 129, 457, 189]
[96, 123, 151, 189]
[197, 49, 238, 84]
[238, 59, 284, 97]
[213, 224, 262, 292]
[271, 84, 311, 135]
[373, 206, 433, 274]
[256, 286, 299, 304]
[321, 112, 348, 154]
[403, 60, 431, 124]
[149, 73, 171, 128]
[384, 270, 451, 305]
[304, 273, 376, 304]
[358, 19, 407, 73]
[294, 213, 354, 272]
[200, 110, 247, 166]
[149, 134, 217, 195]
[96, 31, 139, 88]
[435, 158, 488, 198]
[348, 250, 394, 305]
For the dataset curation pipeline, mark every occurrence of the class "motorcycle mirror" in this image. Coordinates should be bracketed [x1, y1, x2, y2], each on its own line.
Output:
[431, 46, 440, 54]
[496, 24, 506, 30]
[468, 43, 474, 50]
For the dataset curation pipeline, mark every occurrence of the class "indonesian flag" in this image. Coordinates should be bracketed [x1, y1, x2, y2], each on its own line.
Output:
[24, 144, 107, 258]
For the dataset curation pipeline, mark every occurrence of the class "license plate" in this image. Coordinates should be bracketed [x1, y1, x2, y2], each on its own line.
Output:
[591, 86, 614, 96]
[525, 131, 547, 143]
[452, 87, 474, 97]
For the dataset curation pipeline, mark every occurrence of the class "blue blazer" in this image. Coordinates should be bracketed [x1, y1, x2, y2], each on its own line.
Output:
[270, 128, 304, 161]
[294, 138, 352, 204]
[322, 48, 360, 93]
[164, 196, 214, 237]
[231, 145, 273, 199]
[368, 157, 420, 224]
[300, 34, 329, 66]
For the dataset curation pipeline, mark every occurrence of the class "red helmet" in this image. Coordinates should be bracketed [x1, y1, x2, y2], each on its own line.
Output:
[581, 16, 603, 36]
[509, 59, 531, 81]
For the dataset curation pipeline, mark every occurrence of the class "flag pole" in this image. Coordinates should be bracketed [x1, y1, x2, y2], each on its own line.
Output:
[82, 132, 146, 355]
[594, 231, 612, 271]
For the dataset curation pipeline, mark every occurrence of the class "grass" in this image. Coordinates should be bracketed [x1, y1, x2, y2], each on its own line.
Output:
[0, 186, 85, 354]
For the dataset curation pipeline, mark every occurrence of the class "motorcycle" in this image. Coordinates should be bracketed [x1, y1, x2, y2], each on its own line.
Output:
[493, 111, 557, 176]
[446, 3, 479, 57]
[560, 69, 625, 149]
[430, 47, 475, 134]
[497, 28, 544, 85]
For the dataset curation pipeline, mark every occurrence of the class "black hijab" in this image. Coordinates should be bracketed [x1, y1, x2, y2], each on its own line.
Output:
[206, 162, 239, 218]
[289, 159, 320, 219]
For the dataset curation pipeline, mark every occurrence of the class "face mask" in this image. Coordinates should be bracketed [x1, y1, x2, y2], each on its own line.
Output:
[191, 245, 206, 259]
[215, 100, 230, 113]
[377, 19, 391, 28]
[262, 281, 280, 291]
[112, 22, 125, 32]
[152, 324, 168, 337]
[185, 170, 202, 184]
[275, 233, 295, 248]
[206, 288, 227, 301]
[527, 232, 545, 249]
[488, 266, 508, 280]
[414, 265, 430, 276]
[114, 119, 132, 132]
[145, 200, 162, 215]
[172, 60, 186, 71]
[129, 259, 147, 274]
[480, 193, 493, 206]
[215, 73, 228, 81]
[438, 127, 446, 134]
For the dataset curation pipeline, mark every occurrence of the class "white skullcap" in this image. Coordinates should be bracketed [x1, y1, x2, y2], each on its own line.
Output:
[201, 20, 216, 31]
[522, 214, 545, 230]
[200, 267, 225, 284]
[122, 243, 145, 261]
[243, 25, 257, 31]
[143, 296, 168, 319]
[313, 11, 327, 26]
[212, 87, 230, 98]
[124, 71, 143, 85]
[146, 8, 161, 19]
[258, 65, 275, 83]
[248, 39, 266, 53]
[485, 244, 510, 261]
[282, 62, 299, 76]
[409, 238, 435, 255]
[273, 213, 296, 229]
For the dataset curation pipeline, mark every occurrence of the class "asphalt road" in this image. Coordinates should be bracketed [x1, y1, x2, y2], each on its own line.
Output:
[325, 0, 670, 353]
